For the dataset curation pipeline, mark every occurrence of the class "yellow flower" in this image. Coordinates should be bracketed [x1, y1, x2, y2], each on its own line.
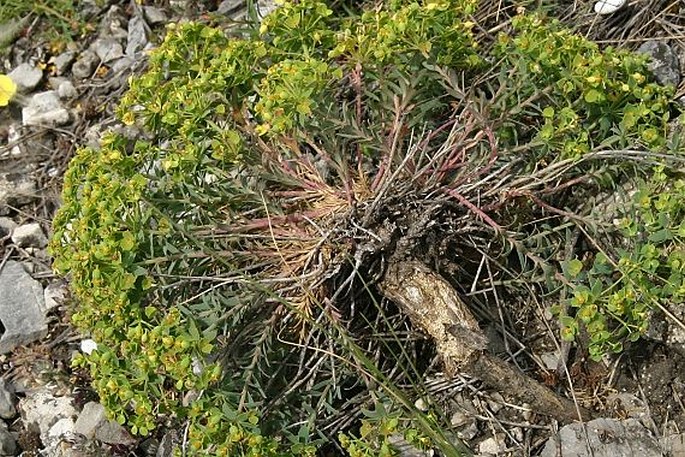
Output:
[0, 75, 17, 107]
[121, 111, 135, 126]
[631, 72, 645, 84]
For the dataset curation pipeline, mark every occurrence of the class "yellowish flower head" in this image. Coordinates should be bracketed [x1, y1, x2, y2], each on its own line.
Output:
[0, 75, 17, 107]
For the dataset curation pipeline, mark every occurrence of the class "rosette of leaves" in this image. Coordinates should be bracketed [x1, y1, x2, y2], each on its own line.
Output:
[52, 1, 482, 454]
[51, 1, 680, 455]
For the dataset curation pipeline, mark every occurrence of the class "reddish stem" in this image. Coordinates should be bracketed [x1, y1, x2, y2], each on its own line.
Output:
[443, 187, 503, 233]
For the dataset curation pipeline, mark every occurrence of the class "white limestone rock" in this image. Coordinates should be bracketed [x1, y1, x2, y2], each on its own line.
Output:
[8, 63, 43, 92]
[11, 223, 47, 248]
[22, 91, 70, 126]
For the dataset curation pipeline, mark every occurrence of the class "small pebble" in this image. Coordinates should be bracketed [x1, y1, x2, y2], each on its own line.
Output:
[57, 80, 78, 99]
[487, 392, 505, 414]
[52, 51, 76, 75]
[80, 339, 98, 355]
[450, 411, 472, 428]
[72, 50, 100, 79]
[479, 435, 506, 455]
[457, 421, 479, 441]
[594, 0, 625, 14]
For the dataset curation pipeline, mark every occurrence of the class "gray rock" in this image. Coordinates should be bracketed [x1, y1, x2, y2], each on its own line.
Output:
[0, 261, 48, 354]
[156, 430, 180, 457]
[126, 15, 148, 56]
[0, 378, 15, 420]
[539, 418, 661, 457]
[143, 6, 167, 24]
[0, 172, 36, 215]
[479, 435, 506, 455]
[11, 223, 47, 248]
[540, 351, 561, 371]
[414, 398, 428, 412]
[94, 419, 135, 446]
[22, 91, 70, 126]
[74, 402, 106, 439]
[48, 77, 68, 90]
[19, 390, 77, 439]
[219, 0, 277, 20]
[91, 38, 124, 63]
[57, 80, 77, 100]
[76, 401, 135, 445]
[71, 51, 100, 79]
[450, 411, 472, 428]
[486, 392, 505, 414]
[0, 425, 17, 456]
[637, 41, 681, 87]
[182, 389, 199, 407]
[511, 427, 524, 443]
[84, 124, 107, 150]
[218, 0, 244, 15]
[594, 0, 626, 15]
[456, 420, 479, 441]
[44, 282, 68, 311]
[0, 218, 16, 237]
[48, 417, 76, 442]
[25, 400, 88, 457]
[8, 63, 43, 93]
[110, 56, 135, 76]
[52, 51, 76, 76]
[139, 438, 160, 456]
[77, 0, 100, 16]
[258, 0, 278, 19]
[662, 432, 685, 457]
[98, 6, 129, 40]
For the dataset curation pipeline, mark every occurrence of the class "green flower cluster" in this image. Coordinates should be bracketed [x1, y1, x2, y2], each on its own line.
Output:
[494, 14, 673, 159]
[558, 163, 685, 360]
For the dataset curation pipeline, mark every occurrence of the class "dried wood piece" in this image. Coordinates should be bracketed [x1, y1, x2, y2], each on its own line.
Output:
[379, 260, 592, 424]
